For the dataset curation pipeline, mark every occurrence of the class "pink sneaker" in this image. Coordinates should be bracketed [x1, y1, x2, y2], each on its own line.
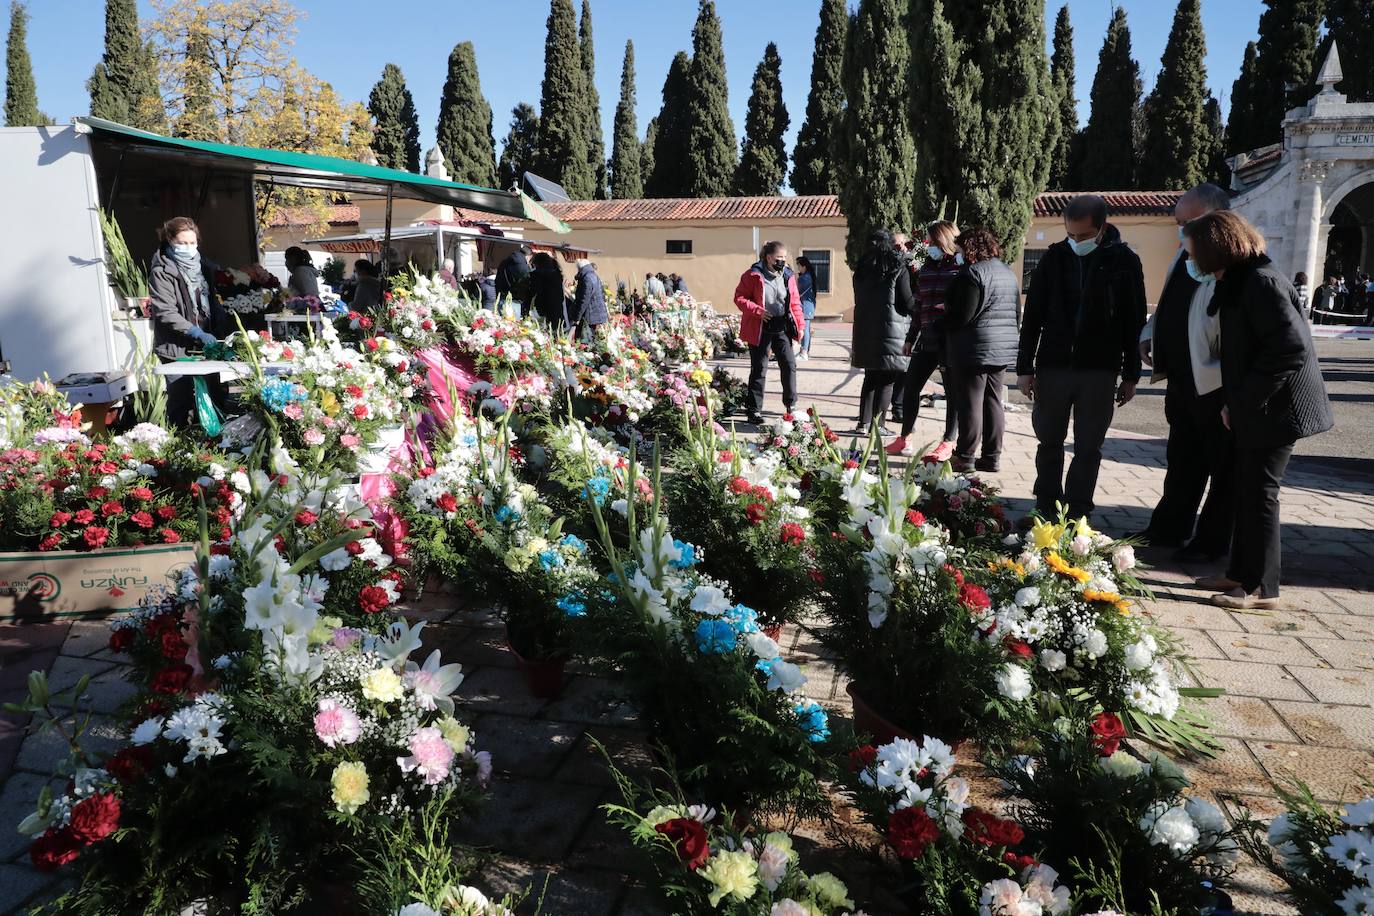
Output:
[925, 440, 955, 462]
[885, 437, 913, 456]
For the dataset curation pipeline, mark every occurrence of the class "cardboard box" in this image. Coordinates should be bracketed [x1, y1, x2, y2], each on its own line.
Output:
[0, 544, 196, 621]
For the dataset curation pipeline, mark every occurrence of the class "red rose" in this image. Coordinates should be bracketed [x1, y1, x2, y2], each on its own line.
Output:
[745, 503, 768, 525]
[1003, 637, 1033, 659]
[49, 510, 71, 527]
[160, 529, 181, 544]
[143, 613, 177, 637]
[157, 505, 178, 521]
[129, 487, 154, 502]
[73, 509, 94, 525]
[83, 526, 110, 549]
[1004, 852, 1038, 871]
[655, 818, 710, 870]
[150, 663, 192, 695]
[780, 522, 806, 545]
[294, 509, 319, 526]
[435, 493, 458, 513]
[906, 509, 927, 527]
[106, 745, 155, 784]
[358, 585, 390, 614]
[848, 744, 878, 772]
[962, 808, 1026, 848]
[1090, 712, 1127, 757]
[160, 630, 188, 660]
[30, 827, 81, 871]
[38, 534, 61, 552]
[68, 793, 120, 845]
[130, 511, 155, 529]
[958, 583, 990, 612]
[100, 500, 124, 518]
[887, 807, 940, 859]
[345, 540, 364, 556]
[108, 628, 135, 653]
[359, 316, 373, 329]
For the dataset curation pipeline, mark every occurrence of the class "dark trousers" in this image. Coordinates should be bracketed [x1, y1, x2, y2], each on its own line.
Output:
[747, 319, 797, 417]
[1145, 384, 1234, 552]
[899, 347, 958, 441]
[1229, 443, 1293, 597]
[1031, 368, 1118, 518]
[952, 365, 1006, 462]
[858, 369, 904, 428]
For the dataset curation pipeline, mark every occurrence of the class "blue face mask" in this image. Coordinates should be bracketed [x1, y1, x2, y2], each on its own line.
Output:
[926, 245, 944, 260]
[954, 252, 965, 265]
[1185, 258, 1215, 284]
[1067, 236, 1099, 257]
[170, 243, 199, 264]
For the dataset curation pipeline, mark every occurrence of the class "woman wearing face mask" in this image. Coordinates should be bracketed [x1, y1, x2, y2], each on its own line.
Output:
[850, 230, 915, 434]
[1183, 211, 1332, 610]
[148, 216, 226, 427]
[795, 256, 817, 359]
[886, 221, 961, 457]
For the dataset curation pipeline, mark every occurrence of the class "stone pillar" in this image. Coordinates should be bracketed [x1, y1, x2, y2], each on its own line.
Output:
[1294, 160, 1333, 283]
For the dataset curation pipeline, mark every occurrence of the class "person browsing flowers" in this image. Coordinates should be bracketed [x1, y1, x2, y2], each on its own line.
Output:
[734, 241, 805, 425]
[147, 216, 226, 427]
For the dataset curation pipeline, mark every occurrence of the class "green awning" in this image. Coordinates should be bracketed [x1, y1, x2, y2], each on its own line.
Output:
[77, 116, 569, 233]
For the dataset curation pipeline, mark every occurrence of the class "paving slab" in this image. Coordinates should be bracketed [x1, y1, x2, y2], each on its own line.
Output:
[1272, 700, 1374, 748]
[1246, 740, 1374, 802]
[1284, 664, 1374, 705]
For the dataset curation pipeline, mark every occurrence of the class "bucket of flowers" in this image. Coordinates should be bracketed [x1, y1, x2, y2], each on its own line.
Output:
[907, 458, 1009, 547]
[214, 264, 281, 332]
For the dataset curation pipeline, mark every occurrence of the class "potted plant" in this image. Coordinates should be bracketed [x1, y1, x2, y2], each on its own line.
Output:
[98, 209, 148, 315]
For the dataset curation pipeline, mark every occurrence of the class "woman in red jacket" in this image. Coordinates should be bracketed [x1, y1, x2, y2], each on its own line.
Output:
[734, 240, 806, 425]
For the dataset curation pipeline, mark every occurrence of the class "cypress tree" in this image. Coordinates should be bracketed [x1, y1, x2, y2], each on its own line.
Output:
[1226, 41, 1263, 155]
[4, 1, 41, 127]
[1079, 7, 1142, 190]
[682, 1, 737, 197]
[534, 0, 593, 197]
[497, 103, 540, 191]
[174, 17, 217, 141]
[791, 0, 848, 195]
[436, 42, 498, 188]
[1048, 4, 1078, 190]
[1139, 0, 1209, 190]
[732, 43, 789, 196]
[609, 40, 642, 199]
[368, 64, 421, 172]
[837, 0, 915, 267]
[88, 0, 162, 130]
[640, 116, 658, 193]
[645, 51, 692, 198]
[1253, 0, 1323, 139]
[911, 0, 1055, 262]
[1322, 1, 1374, 101]
[579, 0, 607, 198]
[1201, 95, 1230, 187]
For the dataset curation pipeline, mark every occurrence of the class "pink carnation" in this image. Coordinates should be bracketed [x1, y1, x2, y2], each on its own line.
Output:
[303, 428, 326, 446]
[313, 698, 361, 747]
[340, 434, 361, 448]
[282, 404, 304, 421]
[397, 726, 455, 784]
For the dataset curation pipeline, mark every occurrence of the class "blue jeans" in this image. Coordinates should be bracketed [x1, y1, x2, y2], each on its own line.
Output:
[801, 318, 813, 353]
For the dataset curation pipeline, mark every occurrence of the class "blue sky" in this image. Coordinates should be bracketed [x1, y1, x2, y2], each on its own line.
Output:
[13, 1, 1267, 171]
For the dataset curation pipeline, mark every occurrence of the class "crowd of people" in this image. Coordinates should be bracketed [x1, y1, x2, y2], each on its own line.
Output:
[1308, 270, 1374, 325]
[732, 187, 1334, 614]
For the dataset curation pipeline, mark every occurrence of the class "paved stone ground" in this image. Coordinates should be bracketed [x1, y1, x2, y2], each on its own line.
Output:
[0, 326, 1370, 914]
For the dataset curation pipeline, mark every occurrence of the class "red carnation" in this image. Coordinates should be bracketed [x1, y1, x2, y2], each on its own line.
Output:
[1004, 852, 1038, 871]
[96, 461, 119, 475]
[849, 744, 878, 772]
[130, 511, 155, 529]
[352, 404, 369, 419]
[655, 818, 711, 870]
[417, 467, 436, 478]
[962, 808, 1026, 848]
[1003, 637, 1033, 659]
[68, 793, 120, 845]
[435, 493, 458, 513]
[294, 509, 319, 526]
[887, 807, 940, 859]
[29, 827, 81, 871]
[73, 509, 94, 525]
[745, 503, 768, 525]
[728, 476, 750, 495]
[345, 385, 364, 399]
[345, 540, 364, 556]
[843, 459, 859, 469]
[943, 564, 965, 587]
[83, 526, 110, 549]
[1090, 712, 1127, 757]
[106, 745, 155, 784]
[108, 628, 135, 653]
[906, 509, 927, 527]
[38, 534, 61, 552]
[129, 487, 154, 502]
[160, 529, 181, 544]
[358, 585, 390, 614]
[808, 568, 825, 584]
[958, 583, 990, 612]
[156, 505, 178, 521]
[160, 630, 188, 660]
[780, 522, 806, 545]
[100, 500, 124, 518]
[49, 510, 71, 527]
[150, 663, 192, 695]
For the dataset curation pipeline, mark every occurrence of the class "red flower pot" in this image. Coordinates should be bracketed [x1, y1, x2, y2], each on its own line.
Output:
[845, 682, 964, 751]
[506, 636, 567, 699]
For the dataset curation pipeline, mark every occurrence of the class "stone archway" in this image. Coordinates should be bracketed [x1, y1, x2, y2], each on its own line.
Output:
[1322, 173, 1374, 279]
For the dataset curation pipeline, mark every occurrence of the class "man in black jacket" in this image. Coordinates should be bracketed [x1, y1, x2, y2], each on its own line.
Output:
[1017, 195, 1146, 522]
[494, 244, 532, 314]
[1136, 184, 1234, 559]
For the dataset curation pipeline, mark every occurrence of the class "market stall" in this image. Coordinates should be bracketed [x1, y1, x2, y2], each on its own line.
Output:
[305, 221, 599, 277]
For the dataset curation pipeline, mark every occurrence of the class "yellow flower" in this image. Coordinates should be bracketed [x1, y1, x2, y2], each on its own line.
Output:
[360, 666, 404, 703]
[308, 615, 343, 646]
[807, 872, 854, 910]
[437, 717, 471, 753]
[689, 369, 712, 387]
[1115, 599, 1133, 616]
[526, 536, 549, 555]
[319, 390, 340, 417]
[1045, 552, 1091, 583]
[700, 849, 759, 907]
[1072, 515, 1098, 541]
[331, 761, 370, 814]
[761, 831, 797, 861]
[1030, 519, 1066, 552]
[643, 805, 687, 827]
[504, 547, 532, 573]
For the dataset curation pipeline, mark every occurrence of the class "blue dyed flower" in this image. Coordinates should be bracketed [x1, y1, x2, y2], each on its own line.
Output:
[538, 549, 563, 570]
[670, 539, 698, 569]
[494, 505, 520, 523]
[557, 593, 587, 617]
[795, 700, 830, 744]
[695, 619, 737, 655]
[459, 433, 478, 447]
[723, 604, 759, 636]
[755, 657, 777, 677]
[582, 476, 612, 507]
[261, 379, 309, 412]
[560, 534, 588, 554]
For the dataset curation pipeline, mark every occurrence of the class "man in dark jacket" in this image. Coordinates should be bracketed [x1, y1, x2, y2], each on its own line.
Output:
[1136, 184, 1234, 559]
[1018, 194, 1147, 522]
[479, 268, 498, 311]
[571, 259, 608, 338]
[494, 245, 532, 314]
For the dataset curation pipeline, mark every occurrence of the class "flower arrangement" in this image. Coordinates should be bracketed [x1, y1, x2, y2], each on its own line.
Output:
[908, 458, 1009, 546]
[1241, 782, 1374, 915]
[752, 407, 843, 475]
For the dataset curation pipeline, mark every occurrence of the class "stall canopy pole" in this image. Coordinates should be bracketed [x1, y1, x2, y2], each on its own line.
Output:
[382, 184, 394, 279]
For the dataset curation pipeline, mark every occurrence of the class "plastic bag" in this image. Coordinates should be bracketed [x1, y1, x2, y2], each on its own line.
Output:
[192, 376, 223, 437]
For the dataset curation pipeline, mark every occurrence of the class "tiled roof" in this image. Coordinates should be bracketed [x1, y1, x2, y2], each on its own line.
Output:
[269, 204, 360, 227]
[1033, 191, 1186, 217]
[1235, 147, 1282, 174]
[537, 192, 1186, 223]
[541, 196, 844, 222]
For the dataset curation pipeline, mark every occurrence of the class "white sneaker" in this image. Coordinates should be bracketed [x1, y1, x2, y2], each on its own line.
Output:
[798, 352, 809, 361]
